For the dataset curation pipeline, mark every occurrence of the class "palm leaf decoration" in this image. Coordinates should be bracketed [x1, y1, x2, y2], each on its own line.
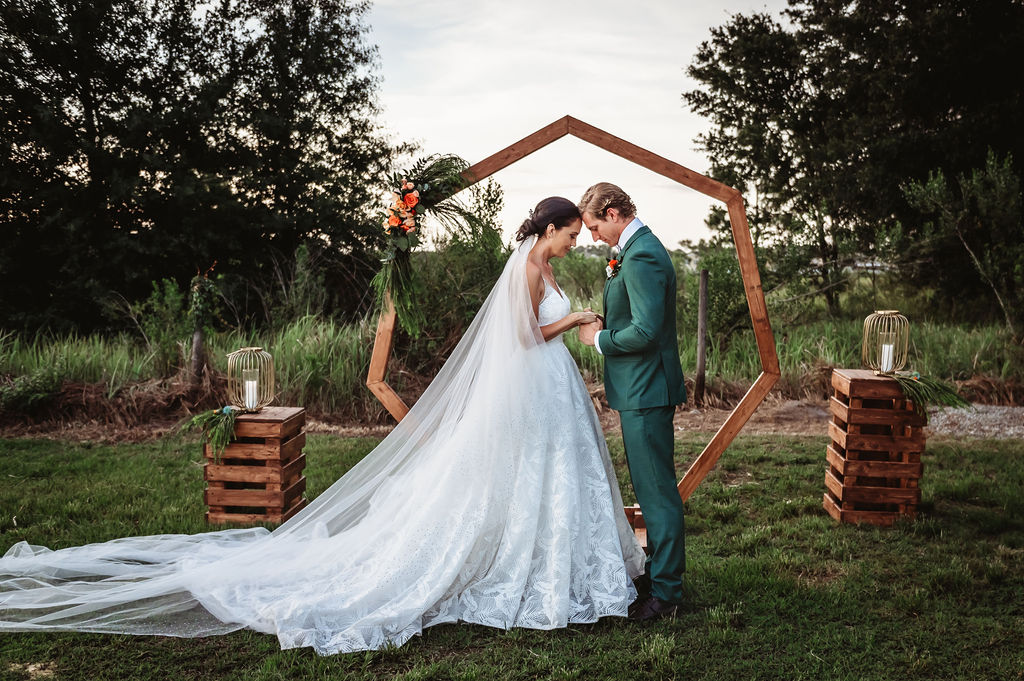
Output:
[181, 406, 240, 464]
[892, 372, 970, 422]
[371, 154, 483, 337]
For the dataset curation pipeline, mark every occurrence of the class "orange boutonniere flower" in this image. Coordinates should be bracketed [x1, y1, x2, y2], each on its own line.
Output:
[403, 191, 419, 208]
[606, 257, 621, 279]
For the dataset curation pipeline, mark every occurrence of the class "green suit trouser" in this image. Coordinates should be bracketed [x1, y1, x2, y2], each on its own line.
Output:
[619, 405, 685, 604]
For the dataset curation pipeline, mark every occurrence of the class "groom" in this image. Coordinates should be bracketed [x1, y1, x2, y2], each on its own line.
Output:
[577, 182, 687, 622]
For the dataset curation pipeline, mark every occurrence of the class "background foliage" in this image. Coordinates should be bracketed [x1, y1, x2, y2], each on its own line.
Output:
[1, 0, 1023, 424]
[0, 0, 396, 332]
[684, 0, 1024, 328]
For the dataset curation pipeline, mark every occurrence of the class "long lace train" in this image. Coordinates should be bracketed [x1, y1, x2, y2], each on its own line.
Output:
[0, 236, 645, 654]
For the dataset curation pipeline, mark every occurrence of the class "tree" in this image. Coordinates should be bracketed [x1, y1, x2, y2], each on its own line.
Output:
[685, 11, 853, 317]
[0, 0, 396, 331]
[903, 151, 1024, 337]
[684, 0, 1024, 320]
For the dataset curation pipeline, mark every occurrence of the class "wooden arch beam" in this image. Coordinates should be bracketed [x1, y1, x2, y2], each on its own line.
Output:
[367, 115, 780, 502]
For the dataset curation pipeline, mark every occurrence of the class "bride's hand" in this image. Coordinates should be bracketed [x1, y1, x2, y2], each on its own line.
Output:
[575, 311, 599, 326]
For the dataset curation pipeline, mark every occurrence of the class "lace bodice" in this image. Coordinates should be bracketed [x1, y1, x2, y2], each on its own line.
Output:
[538, 280, 570, 333]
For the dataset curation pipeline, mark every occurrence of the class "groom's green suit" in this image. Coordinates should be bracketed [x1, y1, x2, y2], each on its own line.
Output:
[600, 224, 687, 605]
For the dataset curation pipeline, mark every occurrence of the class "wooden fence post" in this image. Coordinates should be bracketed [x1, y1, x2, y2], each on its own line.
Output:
[695, 268, 708, 407]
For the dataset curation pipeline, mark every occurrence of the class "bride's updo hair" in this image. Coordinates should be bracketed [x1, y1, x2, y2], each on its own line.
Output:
[515, 197, 581, 242]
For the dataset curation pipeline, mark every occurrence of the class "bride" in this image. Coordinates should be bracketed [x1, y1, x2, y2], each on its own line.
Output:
[0, 197, 645, 655]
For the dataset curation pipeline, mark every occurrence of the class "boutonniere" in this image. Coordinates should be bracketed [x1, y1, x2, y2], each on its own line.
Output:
[605, 257, 621, 279]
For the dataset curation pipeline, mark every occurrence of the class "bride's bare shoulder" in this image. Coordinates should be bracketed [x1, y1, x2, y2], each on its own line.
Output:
[524, 260, 545, 305]
[525, 260, 542, 285]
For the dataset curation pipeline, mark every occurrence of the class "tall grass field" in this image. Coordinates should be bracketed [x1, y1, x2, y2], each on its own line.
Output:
[2, 316, 1020, 420]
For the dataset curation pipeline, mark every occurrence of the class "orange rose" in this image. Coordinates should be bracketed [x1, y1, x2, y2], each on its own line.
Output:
[403, 192, 419, 208]
[388, 215, 401, 227]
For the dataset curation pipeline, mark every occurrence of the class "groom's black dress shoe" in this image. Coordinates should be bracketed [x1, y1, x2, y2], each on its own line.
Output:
[628, 569, 652, 616]
[632, 571, 652, 600]
[627, 596, 679, 622]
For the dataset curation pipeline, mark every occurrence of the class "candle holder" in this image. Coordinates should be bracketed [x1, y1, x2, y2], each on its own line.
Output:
[227, 347, 275, 412]
[862, 310, 909, 375]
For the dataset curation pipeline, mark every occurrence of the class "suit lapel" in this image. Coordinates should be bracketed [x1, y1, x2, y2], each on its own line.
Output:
[604, 225, 650, 311]
[620, 225, 651, 259]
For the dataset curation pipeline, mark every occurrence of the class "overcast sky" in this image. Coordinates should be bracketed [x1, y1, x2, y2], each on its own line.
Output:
[367, 0, 789, 249]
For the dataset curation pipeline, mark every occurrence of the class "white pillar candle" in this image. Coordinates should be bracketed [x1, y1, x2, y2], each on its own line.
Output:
[880, 343, 894, 373]
[242, 368, 259, 409]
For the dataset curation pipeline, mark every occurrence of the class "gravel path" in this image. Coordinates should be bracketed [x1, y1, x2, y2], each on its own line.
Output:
[925, 404, 1024, 439]
[668, 399, 1024, 440]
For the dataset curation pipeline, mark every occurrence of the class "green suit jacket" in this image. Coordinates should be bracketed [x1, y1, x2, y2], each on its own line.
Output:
[601, 225, 686, 411]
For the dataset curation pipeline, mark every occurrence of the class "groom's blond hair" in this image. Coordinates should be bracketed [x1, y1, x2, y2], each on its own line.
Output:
[578, 182, 636, 220]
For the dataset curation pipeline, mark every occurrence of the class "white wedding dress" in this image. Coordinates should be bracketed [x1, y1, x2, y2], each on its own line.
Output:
[0, 236, 645, 655]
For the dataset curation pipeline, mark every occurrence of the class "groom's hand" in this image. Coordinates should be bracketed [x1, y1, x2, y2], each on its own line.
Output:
[578, 319, 603, 346]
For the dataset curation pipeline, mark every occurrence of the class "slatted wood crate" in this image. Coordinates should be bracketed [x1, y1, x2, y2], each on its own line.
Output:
[204, 406, 308, 525]
[623, 504, 649, 553]
[824, 369, 925, 526]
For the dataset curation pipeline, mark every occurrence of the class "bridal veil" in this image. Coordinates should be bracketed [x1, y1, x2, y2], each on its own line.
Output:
[0, 236, 644, 653]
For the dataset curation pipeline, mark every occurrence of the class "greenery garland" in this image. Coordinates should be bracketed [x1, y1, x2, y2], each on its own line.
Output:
[371, 154, 482, 337]
[182, 405, 239, 463]
[892, 371, 970, 422]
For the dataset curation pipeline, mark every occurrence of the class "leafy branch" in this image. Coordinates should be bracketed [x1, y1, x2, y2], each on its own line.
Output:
[893, 372, 970, 422]
[181, 406, 239, 463]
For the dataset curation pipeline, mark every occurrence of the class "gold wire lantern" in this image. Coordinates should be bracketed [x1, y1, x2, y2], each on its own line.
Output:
[226, 347, 275, 412]
[862, 310, 909, 375]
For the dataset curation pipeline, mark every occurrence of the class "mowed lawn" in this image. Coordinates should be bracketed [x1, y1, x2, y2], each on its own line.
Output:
[1, 429, 1022, 681]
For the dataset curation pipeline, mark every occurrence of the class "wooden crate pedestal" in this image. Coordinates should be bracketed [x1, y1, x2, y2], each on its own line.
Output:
[623, 504, 649, 553]
[204, 406, 308, 525]
[824, 369, 924, 526]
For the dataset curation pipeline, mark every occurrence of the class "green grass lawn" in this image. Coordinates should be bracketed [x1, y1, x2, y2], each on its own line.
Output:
[1, 431, 1022, 680]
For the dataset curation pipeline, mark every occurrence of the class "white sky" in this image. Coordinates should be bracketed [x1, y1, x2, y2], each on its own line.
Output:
[367, 0, 789, 249]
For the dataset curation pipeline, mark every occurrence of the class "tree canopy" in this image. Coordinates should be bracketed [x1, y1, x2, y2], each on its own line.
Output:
[685, 0, 1024, 325]
[0, 0, 397, 331]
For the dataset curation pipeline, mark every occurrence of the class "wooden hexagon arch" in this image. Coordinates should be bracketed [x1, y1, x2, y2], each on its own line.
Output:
[367, 115, 780, 502]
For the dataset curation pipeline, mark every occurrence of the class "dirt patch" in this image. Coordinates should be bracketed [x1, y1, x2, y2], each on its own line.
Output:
[1, 384, 1021, 443]
[598, 395, 1023, 440]
[6, 662, 57, 679]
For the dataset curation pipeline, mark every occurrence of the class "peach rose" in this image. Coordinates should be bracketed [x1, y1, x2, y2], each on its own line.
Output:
[388, 215, 401, 227]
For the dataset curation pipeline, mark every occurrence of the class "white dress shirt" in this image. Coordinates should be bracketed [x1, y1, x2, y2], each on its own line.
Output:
[594, 217, 644, 355]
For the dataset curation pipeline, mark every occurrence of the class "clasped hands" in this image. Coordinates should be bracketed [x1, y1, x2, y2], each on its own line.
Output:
[576, 307, 603, 347]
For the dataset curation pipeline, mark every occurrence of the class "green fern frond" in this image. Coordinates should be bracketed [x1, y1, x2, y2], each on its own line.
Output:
[181, 406, 239, 463]
[893, 372, 971, 422]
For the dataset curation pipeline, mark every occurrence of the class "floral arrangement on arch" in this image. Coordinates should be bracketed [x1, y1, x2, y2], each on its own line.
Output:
[385, 180, 420, 236]
[372, 154, 481, 337]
